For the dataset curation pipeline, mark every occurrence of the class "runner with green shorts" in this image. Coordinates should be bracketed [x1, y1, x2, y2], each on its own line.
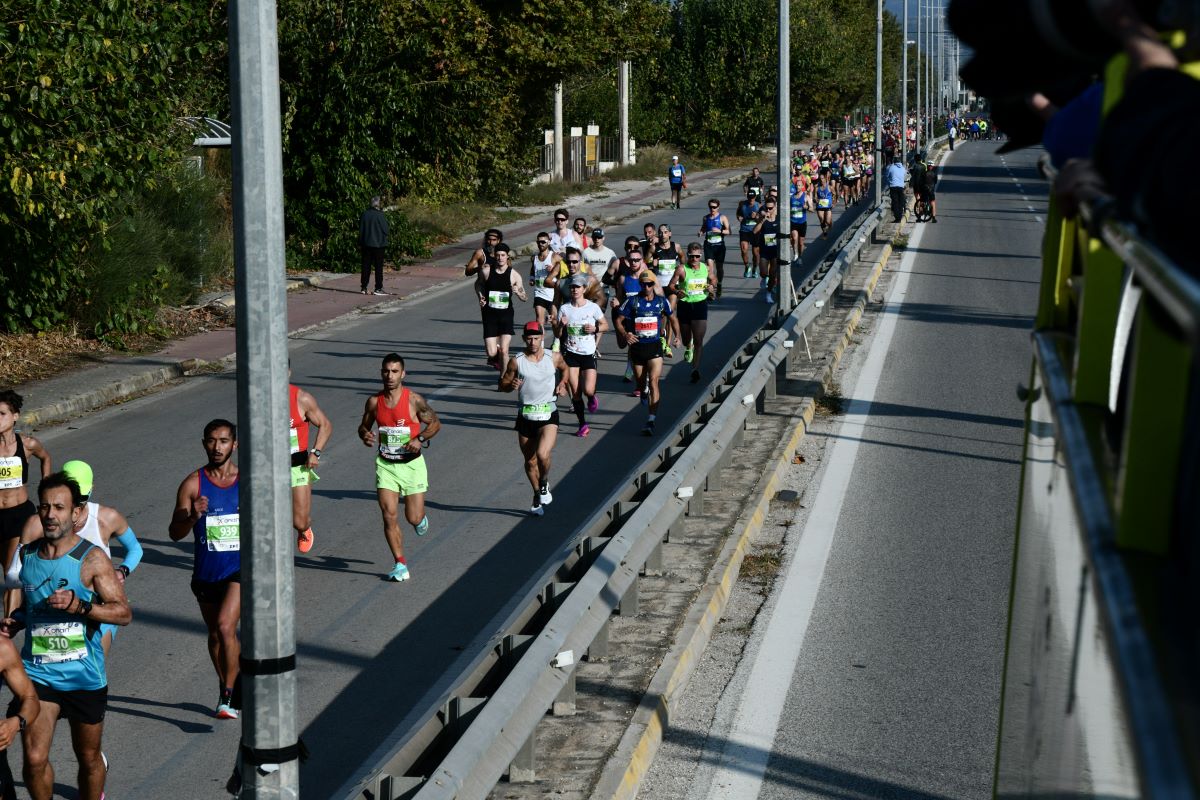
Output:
[288, 372, 332, 554]
[358, 353, 441, 582]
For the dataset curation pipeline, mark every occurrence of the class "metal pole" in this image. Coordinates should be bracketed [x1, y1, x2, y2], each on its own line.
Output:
[553, 83, 564, 180]
[228, 0, 298, 795]
[926, 0, 932, 138]
[936, 3, 943, 117]
[777, 0, 792, 312]
[901, 0, 908, 170]
[618, 62, 630, 165]
[914, 0, 921, 157]
[874, 0, 882, 208]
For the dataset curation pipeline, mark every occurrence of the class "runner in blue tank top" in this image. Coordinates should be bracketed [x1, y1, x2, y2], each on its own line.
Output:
[169, 418, 243, 720]
[616, 272, 681, 436]
[2, 471, 129, 800]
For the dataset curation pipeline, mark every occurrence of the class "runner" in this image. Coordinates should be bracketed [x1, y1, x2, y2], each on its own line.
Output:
[475, 243, 527, 370]
[289, 374, 332, 553]
[0, 632, 38, 800]
[651, 225, 684, 309]
[841, 153, 859, 206]
[581, 229, 618, 337]
[668, 155, 686, 208]
[556, 274, 608, 437]
[464, 228, 503, 277]
[922, 157, 939, 223]
[789, 181, 814, 266]
[572, 217, 591, 250]
[5, 472, 129, 800]
[699, 199, 731, 299]
[615, 272, 680, 436]
[754, 198, 780, 304]
[669, 242, 715, 384]
[742, 167, 765, 200]
[530, 233, 561, 338]
[611, 243, 658, 383]
[554, 246, 605, 308]
[736, 190, 762, 278]
[639, 223, 658, 259]
[168, 419, 242, 719]
[814, 170, 835, 238]
[5, 460, 142, 661]
[549, 209, 580, 254]
[0, 391, 49, 597]
[358, 353, 441, 582]
[498, 322, 569, 516]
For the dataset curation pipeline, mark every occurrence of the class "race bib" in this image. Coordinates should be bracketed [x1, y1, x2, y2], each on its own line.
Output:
[817, 197, 831, 208]
[671, 167, 683, 179]
[658, 259, 677, 271]
[763, 233, 777, 247]
[706, 232, 723, 244]
[521, 402, 554, 421]
[289, 427, 300, 454]
[30, 621, 87, 664]
[0, 457, 21, 490]
[206, 513, 240, 552]
[686, 279, 707, 297]
[487, 291, 510, 309]
[378, 426, 411, 461]
[634, 316, 658, 338]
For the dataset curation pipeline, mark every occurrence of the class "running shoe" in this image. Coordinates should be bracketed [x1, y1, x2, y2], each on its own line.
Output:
[372, 289, 389, 296]
[641, 420, 655, 436]
[684, 346, 694, 364]
[576, 424, 590, 438]
[530, 502, 545, 517]
[663, 343, 673, 358]
[765, 292, 775, 304]
[415, 516, 430, 536]
[216, 700, 239, 720]
[297, 528, 314, 554]
[716, 283, 723, 299]
[630, 388, 641, 398]
[690, 369, 701, 384]
[361, 288, 369, 295]
[386, 562, 411, 582]
[587, 395, 598, 414]
[743, 267, 751, 278]
[760, 276, 768, 289]
[539, 483, 553, 505]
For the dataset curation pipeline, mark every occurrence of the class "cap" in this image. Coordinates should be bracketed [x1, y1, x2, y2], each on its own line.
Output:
[672, 155, 679, 161]
[591, 227, 604, 239]
[568, 273, 589, 288]
[638, 273, 656, 285]
[61, 460, 94, 497]
[522, 321, 544, 336]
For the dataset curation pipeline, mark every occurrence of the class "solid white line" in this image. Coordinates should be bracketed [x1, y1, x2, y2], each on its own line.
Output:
[429, 382, 467, 400]
[1034, 216, 1044, 224]
[701, 223, 928, 799]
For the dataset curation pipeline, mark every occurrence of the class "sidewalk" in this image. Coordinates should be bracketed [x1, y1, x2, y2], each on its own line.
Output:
[18, 165, 756, 428]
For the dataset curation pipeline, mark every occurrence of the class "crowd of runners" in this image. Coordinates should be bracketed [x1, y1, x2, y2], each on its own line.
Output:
[0, 146, 890, 796]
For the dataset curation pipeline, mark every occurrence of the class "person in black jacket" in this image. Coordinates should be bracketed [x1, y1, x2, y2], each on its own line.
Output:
[360, 196, 389, 295]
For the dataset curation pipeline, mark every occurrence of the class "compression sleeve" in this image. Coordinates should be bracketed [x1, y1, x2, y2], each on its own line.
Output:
[115, 527, 143, 573]
[4, 548, 21, 590]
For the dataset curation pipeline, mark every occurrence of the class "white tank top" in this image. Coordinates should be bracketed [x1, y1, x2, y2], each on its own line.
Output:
[515, 352, 558, 420]
[530, 253, 556, 302]
[76, 501, 111, 556]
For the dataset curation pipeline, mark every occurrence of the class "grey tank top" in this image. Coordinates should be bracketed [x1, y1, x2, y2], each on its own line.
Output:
[516, 352, 557, 407]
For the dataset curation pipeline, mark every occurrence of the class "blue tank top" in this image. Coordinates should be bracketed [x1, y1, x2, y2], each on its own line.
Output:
[621, 268, 643, 298]
[192, 470, 241, 583]
[702, 214, 724, 245]
[20, 539, 107, 691]
[816, 185, 834, 209]
[621, 295, 672, 341]
[739, 201, 760, 232]
[790, 192, 807, 223]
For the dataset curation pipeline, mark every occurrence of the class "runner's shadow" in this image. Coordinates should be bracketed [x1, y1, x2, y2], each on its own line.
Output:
[295, 555, 380, 578]
[105, 695, 215, 733]
[424, 500, 529, 519]
[312, 488, 378, 501]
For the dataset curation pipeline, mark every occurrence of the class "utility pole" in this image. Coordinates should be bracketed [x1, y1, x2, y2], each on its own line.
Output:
[874, 0, 882, 209]
[914, 0, 921, 156]
[228, 0, 299, 796]
[777, 0, 792, 312]
[618, 62, 630, 165]
[901, 0, 908, 170]
[553, 83, 564, 180]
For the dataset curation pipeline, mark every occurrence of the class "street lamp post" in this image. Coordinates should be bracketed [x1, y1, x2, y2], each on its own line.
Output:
[874, 0, 882, 208]
[777, 0, 792, 312]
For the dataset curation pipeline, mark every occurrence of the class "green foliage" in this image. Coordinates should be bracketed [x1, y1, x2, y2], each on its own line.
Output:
[0, 1, 224, 333]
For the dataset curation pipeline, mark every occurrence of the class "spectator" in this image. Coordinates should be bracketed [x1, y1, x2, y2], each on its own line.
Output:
[360, 196, 389, 295]
[668, 155, 686, 209]
[885, 156, 907, 223]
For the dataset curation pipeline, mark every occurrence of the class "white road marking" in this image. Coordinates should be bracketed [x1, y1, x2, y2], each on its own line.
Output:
[429, 382, 467, 399]
[1034, 216, 1044, 224]
[699, 223, 929, 799]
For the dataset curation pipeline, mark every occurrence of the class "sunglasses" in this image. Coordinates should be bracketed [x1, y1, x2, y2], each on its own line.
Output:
[537, 239, 549, 245]
[567, 259, 581, 264]
[708, 205, 719, 210]
[628, 257, 643, 263]
[555, 216, 567, 222]
[688, 254, 702, 259]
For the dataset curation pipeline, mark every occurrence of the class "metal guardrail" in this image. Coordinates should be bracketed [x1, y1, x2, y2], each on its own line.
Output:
[335, 202, 883, 800]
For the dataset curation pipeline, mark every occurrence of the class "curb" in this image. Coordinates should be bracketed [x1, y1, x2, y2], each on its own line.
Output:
[589, 227, 902, 800]
[21, 360, 199, 428]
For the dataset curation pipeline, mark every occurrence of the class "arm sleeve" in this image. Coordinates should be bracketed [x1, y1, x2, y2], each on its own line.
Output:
[114, 528, 144, 573]
[4, 548, 22, 590]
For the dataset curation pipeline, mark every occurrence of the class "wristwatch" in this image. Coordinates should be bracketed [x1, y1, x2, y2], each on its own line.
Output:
[417, 435, 428, 445]
[311, 449, 322, 459]
[12, 715, 25, 733]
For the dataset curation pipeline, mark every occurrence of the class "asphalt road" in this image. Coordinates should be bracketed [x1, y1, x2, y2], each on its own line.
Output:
[12, 180, 871, 797]
[668, 141, 1045, 799]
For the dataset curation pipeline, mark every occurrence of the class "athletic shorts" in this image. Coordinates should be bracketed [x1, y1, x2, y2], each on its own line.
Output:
[290, 464, 319, 488]
[563, 351, 597, 371]
[32, 682, 107, 725]
[739, 230, 757, 244]
[533, 296, 556, 314]
[703, 242, 726, 262]
[791, 219, 808, 236]
[677, 300, 708, 323]
[629, 340, 663, 365]
[515, 410, 560, 438]
[843, 176, 859, 186]
[375, 455, 428, 497]
[923, 191, 936, 202]
[481, 308, 514, 339]
[0, 501, 35, 543]
[191, 574, 240, 605]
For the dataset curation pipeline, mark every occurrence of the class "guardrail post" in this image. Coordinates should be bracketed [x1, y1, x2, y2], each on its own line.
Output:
[588, 619, 610, 660]
[553, 670, 576, 716]
[509, 729, 537, 783]
[644, 540, 664, 575]
[619, 575, 639, 616]
[687, 487, 705, 517]
[376, 775, 423, 800]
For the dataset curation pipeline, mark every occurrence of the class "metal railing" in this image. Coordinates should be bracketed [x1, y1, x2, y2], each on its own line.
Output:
[333, 202, 882, 800]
